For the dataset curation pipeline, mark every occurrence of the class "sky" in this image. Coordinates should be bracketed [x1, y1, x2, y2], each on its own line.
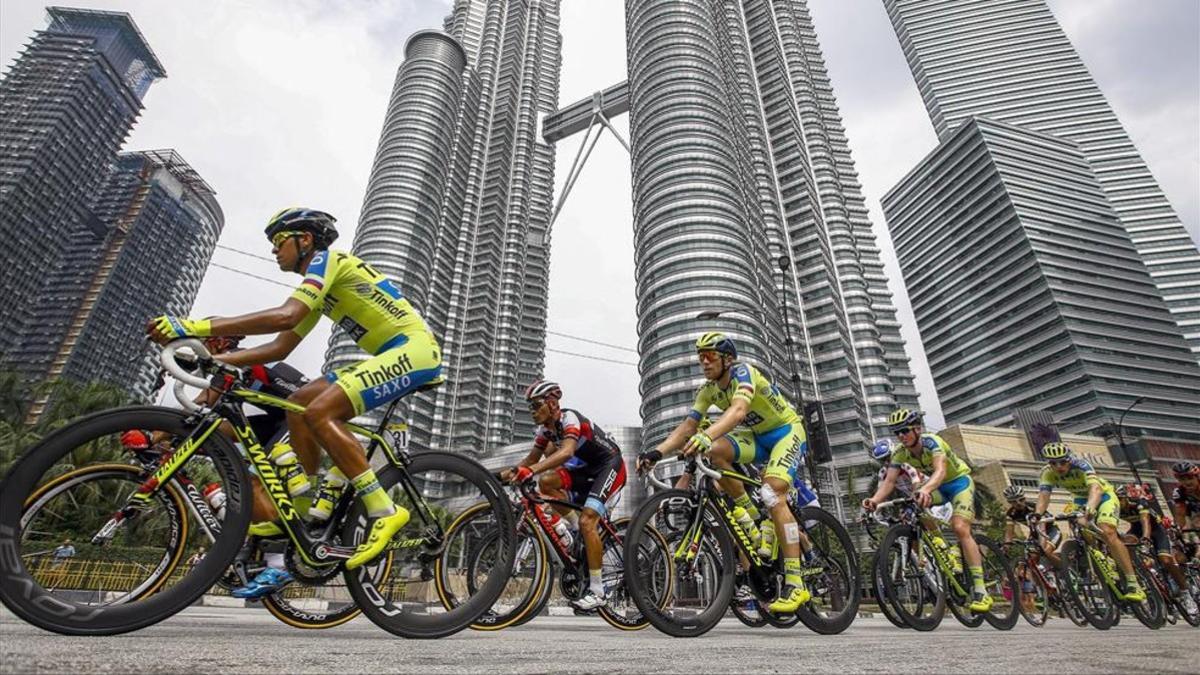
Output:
[1, 0, 1197, 432]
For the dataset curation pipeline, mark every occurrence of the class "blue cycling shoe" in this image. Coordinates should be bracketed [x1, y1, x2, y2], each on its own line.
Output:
[231, 567, 293, 599]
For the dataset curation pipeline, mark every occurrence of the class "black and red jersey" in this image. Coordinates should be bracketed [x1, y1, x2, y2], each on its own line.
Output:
[533, 408, 621, 468]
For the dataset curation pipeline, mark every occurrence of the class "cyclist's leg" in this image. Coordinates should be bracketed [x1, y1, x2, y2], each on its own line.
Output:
[576, 457, 625, 607]
[1040, 523, 1062, 568]
[936, 476, 990, 608]
[711, 431, 756, 513]
[539, 469, 574, 520]
[760, 424, 810, 613]
[1151, 524, 1187, 589]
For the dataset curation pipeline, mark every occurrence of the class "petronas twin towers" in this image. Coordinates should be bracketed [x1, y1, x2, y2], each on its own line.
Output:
[329, 0, 1197, 457]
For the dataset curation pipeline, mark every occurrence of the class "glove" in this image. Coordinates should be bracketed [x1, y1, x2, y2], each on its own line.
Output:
[153, 315, 212, 339]
[683, 432, 713, 455]
[637, 449, 663, 473]
[513, 466, 533, 484]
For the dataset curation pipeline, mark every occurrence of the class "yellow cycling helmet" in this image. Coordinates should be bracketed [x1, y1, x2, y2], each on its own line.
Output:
[1041, 442, 1071, 460]
[695, 332, 737, 358]
[887, 408, 922, 430]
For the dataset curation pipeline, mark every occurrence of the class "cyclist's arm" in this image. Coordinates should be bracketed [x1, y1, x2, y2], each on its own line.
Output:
[529, 437, 578, 474]
[865, 466, 900, 506]
[1004, 520, 1016, 544]
[704, 398, 749, 441]
[1139, 509, 1152, 538]
[1035, 488, 1051, 515]
[1084, 481, 1104, 515]
[215, 330, 304, 367]
[919, 454, 947, 495]
[206, 299, 311, 337]
[655, 416, 699, 456]
[1173, 501, 1188, 527]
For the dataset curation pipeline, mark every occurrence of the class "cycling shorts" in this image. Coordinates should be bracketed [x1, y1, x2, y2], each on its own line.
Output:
[1073, 491, 1118, 528]
[930, 474, 975, 521]
[1127, 521, 1172, 555]
[729, 423, 806, 483]
[557, 454, 626, 518]
[325, 330, 442, 415]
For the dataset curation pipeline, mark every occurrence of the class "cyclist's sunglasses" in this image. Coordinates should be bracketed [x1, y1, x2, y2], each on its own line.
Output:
[270, 230, 305, 248]
[528, 398, 547, 412]
[697, 350, 722, 364]
[1047, 458, 1071, 466]
[893, 426, 917, 437]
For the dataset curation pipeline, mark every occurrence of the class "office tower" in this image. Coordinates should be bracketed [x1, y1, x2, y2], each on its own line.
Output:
[624, 0, 920, 457]
[883, 0, 1200, 359]
[883, 118, 1200, 441]
[0, 7, 166, 373]
[327, 0, 561, 455]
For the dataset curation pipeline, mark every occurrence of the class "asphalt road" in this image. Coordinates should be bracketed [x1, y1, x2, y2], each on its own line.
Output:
[1, 605, 1195, 674]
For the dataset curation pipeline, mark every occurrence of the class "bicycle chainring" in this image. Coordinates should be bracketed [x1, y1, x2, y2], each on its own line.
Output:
[284, 543, 344, 585]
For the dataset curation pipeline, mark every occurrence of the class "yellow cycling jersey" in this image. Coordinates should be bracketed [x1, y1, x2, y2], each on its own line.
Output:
[688, 363, 800, 435]
[1038, 458, 1113, 500]
[290, 249, 429, 354]
[891, 433, 971, 483]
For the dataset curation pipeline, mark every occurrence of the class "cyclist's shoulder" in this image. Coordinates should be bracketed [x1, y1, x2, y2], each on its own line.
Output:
[918, 433, 950, 453]
[1069, 457, 1096, 474]
[729, 362, 757, 384]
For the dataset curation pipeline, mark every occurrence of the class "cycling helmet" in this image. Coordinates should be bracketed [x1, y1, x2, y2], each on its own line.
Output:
[264, 207, 339, 250]
[1002, 485, 1024, 501]
[121, 430, 151, 449]
[870, 438, 894, 463]
[1172, 461, 1200, 478]
[1115, 484, 1129, 498]
[524, 379, 562, 402]
[695, 332, 737, 359]
[887, 408, 923, 431]
[1041, 442, 1071, 460]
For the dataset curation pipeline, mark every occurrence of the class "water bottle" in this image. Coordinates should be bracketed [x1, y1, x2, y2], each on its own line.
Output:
[757, 519, 776, 558]
[308, 467, 347, 522]
[202, 482, 226, 520]
[269, 442, 311, 497]
[549, 513, 574, 550]
[732, 506, 761, 549]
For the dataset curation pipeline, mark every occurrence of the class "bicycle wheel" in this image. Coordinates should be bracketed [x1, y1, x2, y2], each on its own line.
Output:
[342, 451, 516, 639]
[598, 518, 671, 630]
[1128, 558, 1165, 629]
[977, 535, 1018, 630]
[261, 546, 382, 629]
[878, 524, 944, 631]
[793, 506, 860, 634]
[624, 489, 733, 637]
[0, 406, 251, 635]
[21, 463, 191, 606]
[441, 506, 549, 632]
[869, 550, 909, 629]
[514, 565, 556, 627]
[1058, 540, 1116, 630]
[1013, 561, 1049, 627]
[946, 571, 985, 628]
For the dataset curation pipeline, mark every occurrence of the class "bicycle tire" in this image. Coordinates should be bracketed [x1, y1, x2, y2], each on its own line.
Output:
[1128, 558, 1165, 629]
[1013, 561, 1048, 627]
[1058, 540, 1116, 630]
[342, 451, 515, 639]
[1180, 565, 1200, 627]
[514, 565, 556, 627]
[0, 406, 251, 635]
[598, 517, 669, 631]
[976, 535, 1019, 630]
[878, 524, 944, 631]
[21, 463, 190, 604]
[730, 593, 768, 627]
[793, 506, 860, 634]
[449, 508, 549, 632]
[623, 489, 733, 638]
[869, 549, 909, 629]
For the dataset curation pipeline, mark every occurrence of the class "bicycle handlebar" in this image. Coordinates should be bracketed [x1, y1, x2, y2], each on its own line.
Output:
[173, 379, 201, 412]
[160, 339, 213, 389]
[645, 469, 672, 490]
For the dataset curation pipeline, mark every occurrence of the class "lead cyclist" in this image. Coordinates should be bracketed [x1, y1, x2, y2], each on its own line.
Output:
[147, 207, 443, 570]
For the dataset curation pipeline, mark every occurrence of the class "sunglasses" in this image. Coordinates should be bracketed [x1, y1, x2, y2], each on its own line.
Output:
[527, 399, 547, 412]
[894, 427, 917, 437]
[697, 351, 723, 364]
[270, 230, 305, 248]
[1048, 458, 1071, 466]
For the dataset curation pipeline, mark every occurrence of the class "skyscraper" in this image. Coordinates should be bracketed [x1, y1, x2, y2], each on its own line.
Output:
[625, 0, 919, 458]
[883, 118, 1200, 441]
[0, 7, 166, 371]
[883, 0, 1200, 360]
[327, 1, 561, 454]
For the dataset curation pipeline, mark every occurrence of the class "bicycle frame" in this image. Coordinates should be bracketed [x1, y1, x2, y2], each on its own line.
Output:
[513, 482, 622, 569]
[876, 498, 968, 600]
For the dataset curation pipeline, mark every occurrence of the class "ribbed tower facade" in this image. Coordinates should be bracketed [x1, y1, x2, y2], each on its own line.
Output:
[883, 0, 1200, 360]
[327, 1, 560, 454]
[0, 8, 165, 377]
[883, 118, 1200, 441]
[625, 0, 919, 458]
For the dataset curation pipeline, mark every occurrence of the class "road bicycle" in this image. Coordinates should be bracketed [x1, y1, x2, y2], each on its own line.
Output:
[623, 455, 859, 637]
[1000, 529, 1087, 628]
[436, 475, 672, 631]
[1039, 512, 1164, 630]
[1131, 531, 1199, 627]
[873, 496, 1018, 631]
[0, 338, 515, 637]
[860, 510, 920, 629]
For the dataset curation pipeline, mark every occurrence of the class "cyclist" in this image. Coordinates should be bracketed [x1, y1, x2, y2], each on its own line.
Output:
[1117, 484, 1195, 613]
[636, 332, 811, 614]
[147, 207, 443, 570]
[862, 409, 992, 613]
[1033, 442, 1145, 602]
[502, 380, 626, 611]
[1002, 485, 1061, 568]
[1171, 462, 1200, 536]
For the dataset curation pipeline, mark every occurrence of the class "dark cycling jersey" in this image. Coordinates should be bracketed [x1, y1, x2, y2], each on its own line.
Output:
[533, 408, 621, 469]
[1119, 497, 1161, 525]
[1006, 500, 1035, 523]
[1173, 486, 1200, 516]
